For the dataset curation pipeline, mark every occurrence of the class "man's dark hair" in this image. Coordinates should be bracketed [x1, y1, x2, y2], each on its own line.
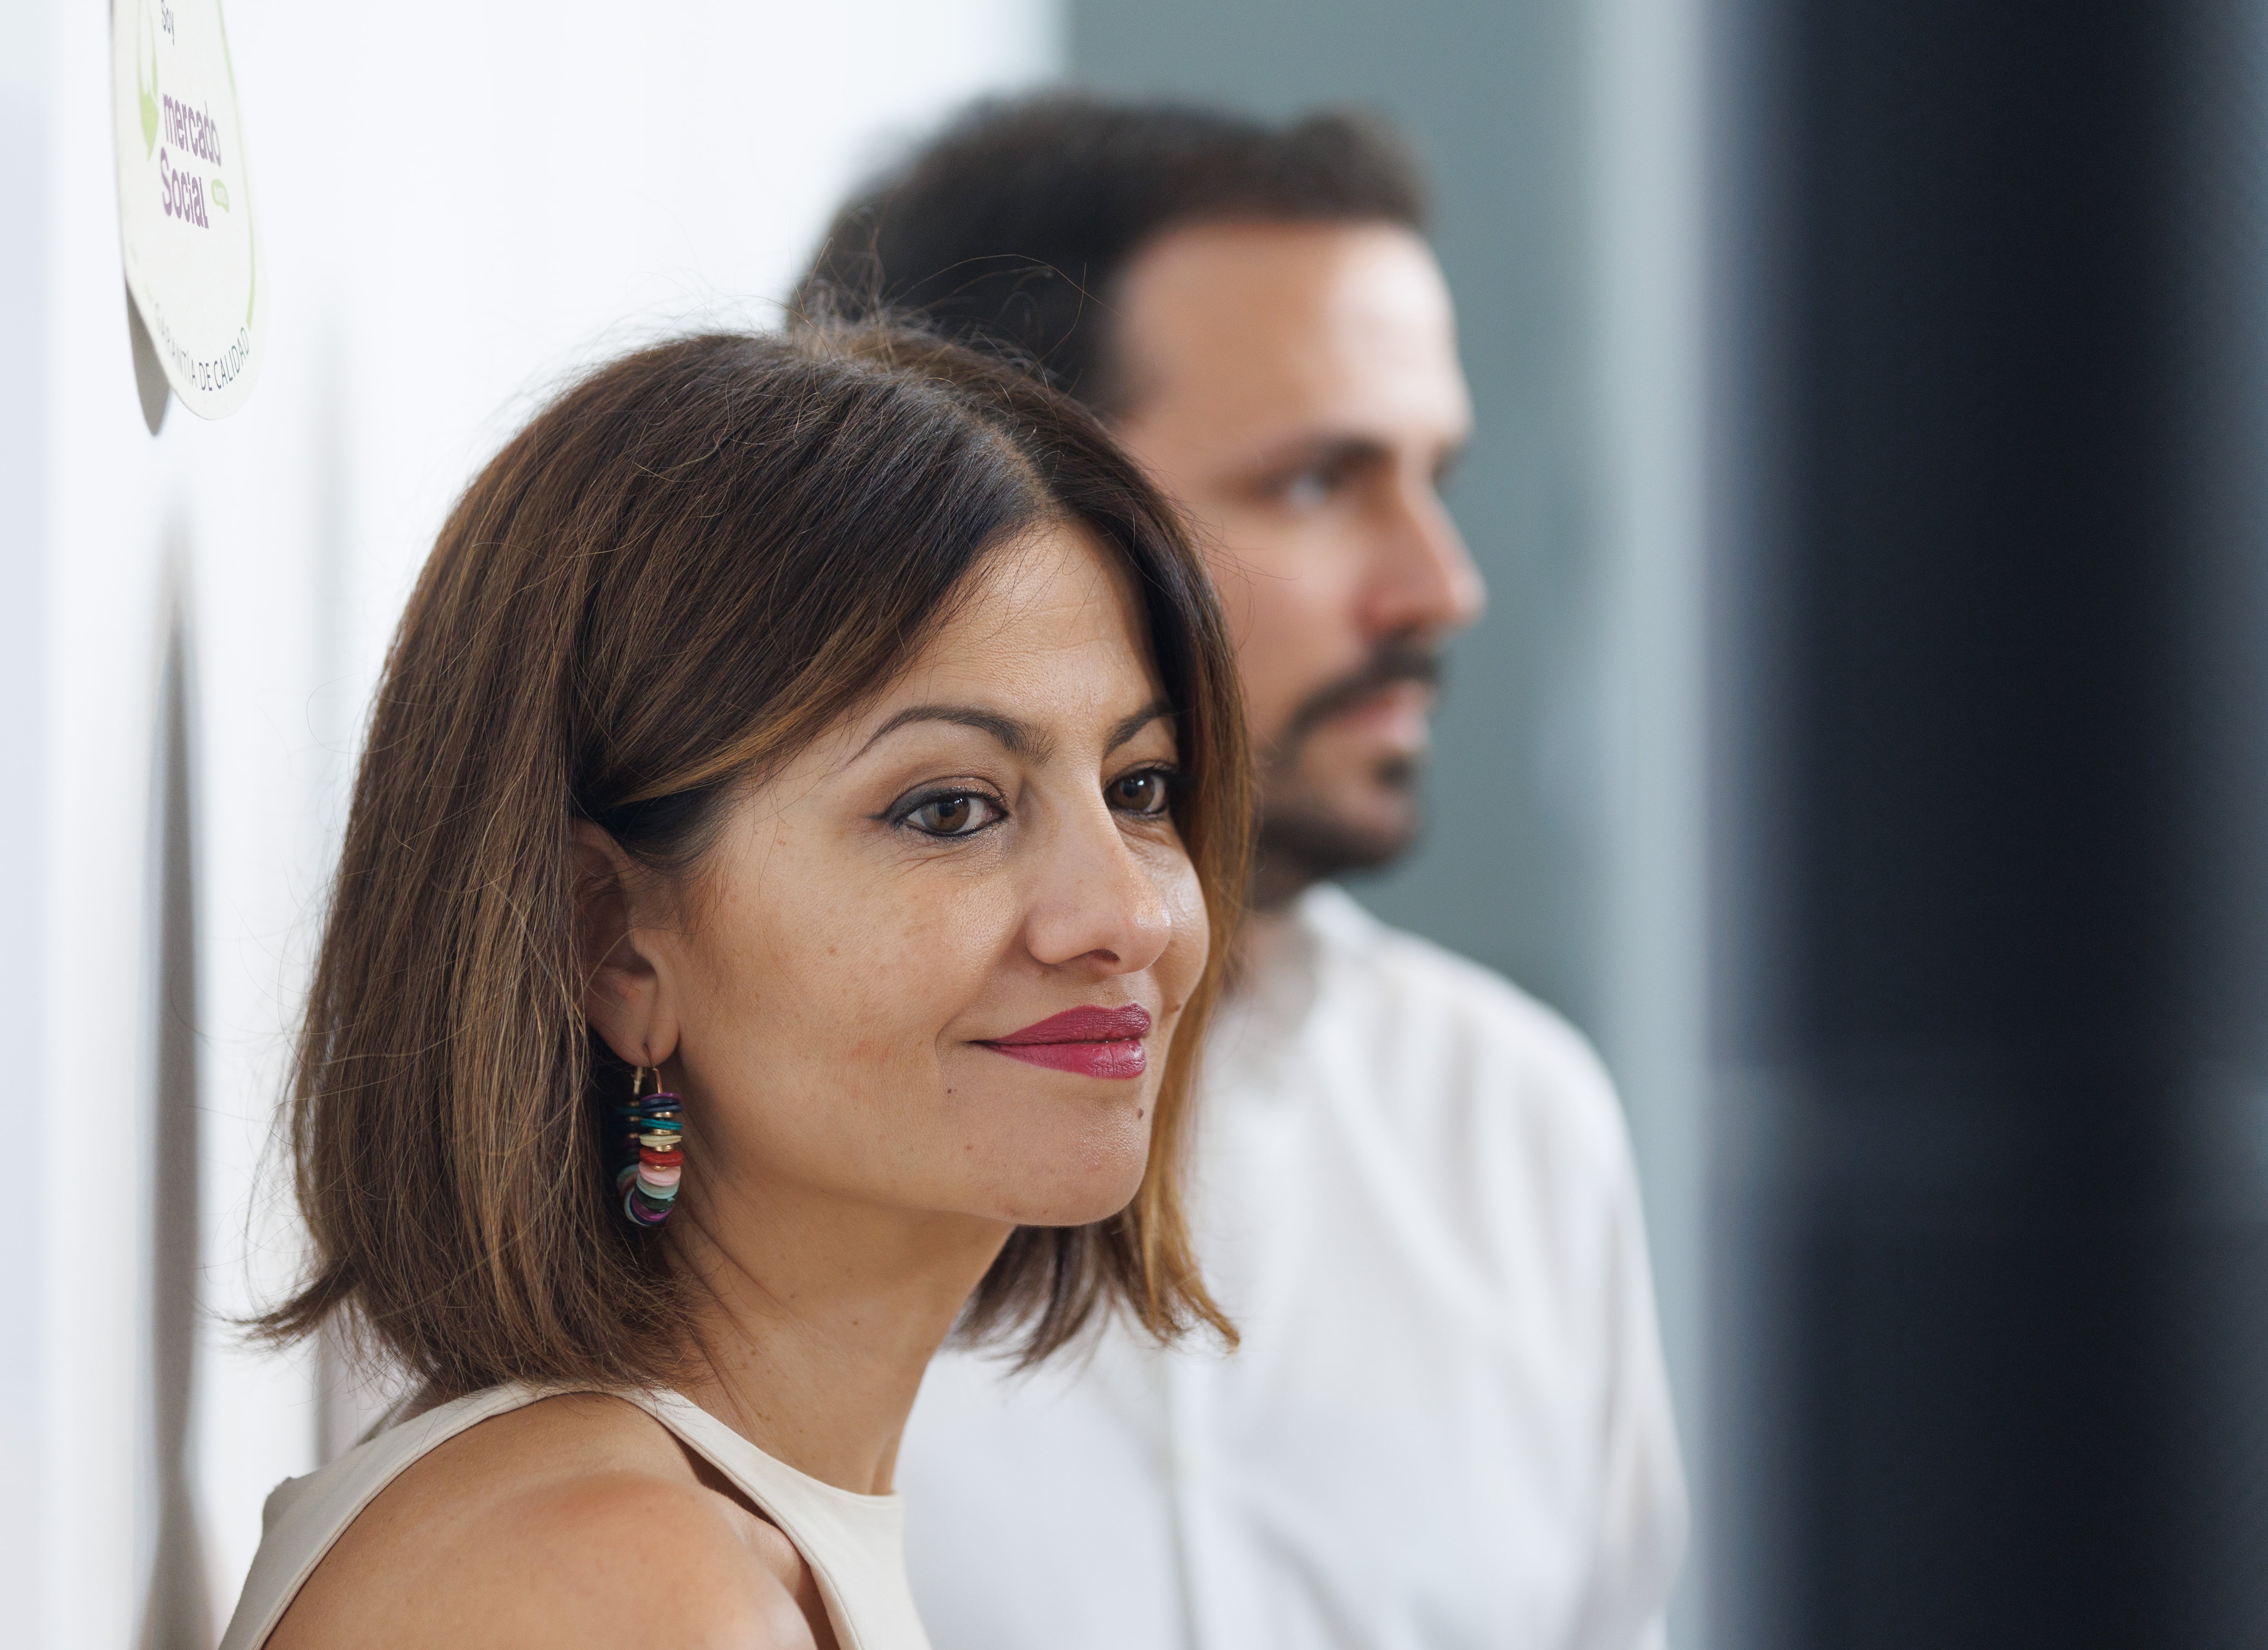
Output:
[797, 94, 1429, 410]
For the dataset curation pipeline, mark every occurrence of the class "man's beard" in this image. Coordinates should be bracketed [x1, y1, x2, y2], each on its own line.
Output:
[1250, 636, 1443, 910]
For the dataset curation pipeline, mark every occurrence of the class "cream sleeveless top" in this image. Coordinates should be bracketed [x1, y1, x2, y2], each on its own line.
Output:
[217, 1383, 932, 1650]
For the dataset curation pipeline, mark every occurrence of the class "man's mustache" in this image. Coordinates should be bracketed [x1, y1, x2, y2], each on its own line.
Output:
[1274, 638, 1445, 755]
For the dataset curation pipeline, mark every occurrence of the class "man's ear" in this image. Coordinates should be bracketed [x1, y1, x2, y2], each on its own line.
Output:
[572, 820, 680, 1070]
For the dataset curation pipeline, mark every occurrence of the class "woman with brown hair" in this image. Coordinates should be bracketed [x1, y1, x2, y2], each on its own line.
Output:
[219, 323, 1249, 1650]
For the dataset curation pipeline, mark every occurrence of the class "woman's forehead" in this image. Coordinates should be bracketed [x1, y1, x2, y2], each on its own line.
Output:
[882, 526, 1161, 713]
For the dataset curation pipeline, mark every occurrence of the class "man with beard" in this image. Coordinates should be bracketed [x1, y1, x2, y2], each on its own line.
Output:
[800, 97, 1686, 1650]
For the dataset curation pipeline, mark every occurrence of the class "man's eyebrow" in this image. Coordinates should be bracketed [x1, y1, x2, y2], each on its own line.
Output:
[1106, 700, 1175, 756]
[1247, 431, 1471, 486]
[1254, 433, 1394, 477]
[856, 704, 1043, 760]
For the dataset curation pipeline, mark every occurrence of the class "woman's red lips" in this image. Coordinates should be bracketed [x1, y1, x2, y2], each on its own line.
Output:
[981, 1005, 1153, 1079]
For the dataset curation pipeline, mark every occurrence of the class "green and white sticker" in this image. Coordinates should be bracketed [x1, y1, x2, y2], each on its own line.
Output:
[112, 0, 265, 420]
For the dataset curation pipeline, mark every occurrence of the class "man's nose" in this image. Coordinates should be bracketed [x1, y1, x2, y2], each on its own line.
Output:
[1365, 476, 1486, 639]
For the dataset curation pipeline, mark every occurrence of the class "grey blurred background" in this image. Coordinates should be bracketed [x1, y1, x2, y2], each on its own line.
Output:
[1068, 7, 2268, 1647]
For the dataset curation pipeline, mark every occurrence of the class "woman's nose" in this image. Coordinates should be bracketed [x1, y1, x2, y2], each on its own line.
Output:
[1020, 800, 1176, 976]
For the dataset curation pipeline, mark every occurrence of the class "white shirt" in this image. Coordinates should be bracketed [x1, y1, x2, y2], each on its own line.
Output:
[897, 885, 1687, 1650]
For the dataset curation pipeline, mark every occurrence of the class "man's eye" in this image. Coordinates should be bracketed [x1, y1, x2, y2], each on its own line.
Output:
[1108, 769, 1177, 817]
[902, 793, 1004, 837]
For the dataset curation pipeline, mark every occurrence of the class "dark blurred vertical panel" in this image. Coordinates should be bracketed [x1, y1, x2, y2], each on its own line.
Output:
[1710, 2, 2268, 1645]
[1073, 0, 1607, 1030]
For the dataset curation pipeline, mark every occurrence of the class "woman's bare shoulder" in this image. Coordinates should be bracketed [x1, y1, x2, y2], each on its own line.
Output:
[269, 1393, 815, 1650]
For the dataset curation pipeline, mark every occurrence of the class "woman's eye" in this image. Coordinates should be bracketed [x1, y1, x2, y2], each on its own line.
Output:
[1108, 769, 1176, 817]
[901, 792, 1004, 837]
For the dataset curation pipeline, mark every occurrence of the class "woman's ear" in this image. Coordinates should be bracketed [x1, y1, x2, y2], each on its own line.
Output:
[572, 820, 681, 1070]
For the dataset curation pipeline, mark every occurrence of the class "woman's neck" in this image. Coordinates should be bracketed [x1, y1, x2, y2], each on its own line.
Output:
[663, 1180, 1011, 1494]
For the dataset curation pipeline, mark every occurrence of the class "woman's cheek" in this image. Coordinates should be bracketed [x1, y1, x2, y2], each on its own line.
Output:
[840, 874, 1023, 1052]
[1157, 854, 1211, 1003]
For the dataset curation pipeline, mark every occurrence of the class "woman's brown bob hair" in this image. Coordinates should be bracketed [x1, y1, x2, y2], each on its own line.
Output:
[260, 323, 1248, 1398]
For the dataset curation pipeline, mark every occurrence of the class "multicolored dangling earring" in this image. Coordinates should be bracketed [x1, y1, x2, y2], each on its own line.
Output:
[614, 1064, 685, 1228]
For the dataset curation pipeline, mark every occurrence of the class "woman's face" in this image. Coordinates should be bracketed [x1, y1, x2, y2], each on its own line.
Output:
[610, 525, 1209, 1234]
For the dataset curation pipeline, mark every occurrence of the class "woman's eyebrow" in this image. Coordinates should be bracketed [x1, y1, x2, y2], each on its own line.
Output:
[1106, 700, 1175, 755]
[856, 699, 1172, 762]
[857, 704, 1045, 760]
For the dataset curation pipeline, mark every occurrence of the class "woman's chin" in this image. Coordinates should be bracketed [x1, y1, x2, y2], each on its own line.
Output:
[982, 1159, 1152, 1228]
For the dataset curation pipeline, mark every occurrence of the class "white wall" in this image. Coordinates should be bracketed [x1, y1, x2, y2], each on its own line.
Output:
[5, 4, 1060, 1645]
